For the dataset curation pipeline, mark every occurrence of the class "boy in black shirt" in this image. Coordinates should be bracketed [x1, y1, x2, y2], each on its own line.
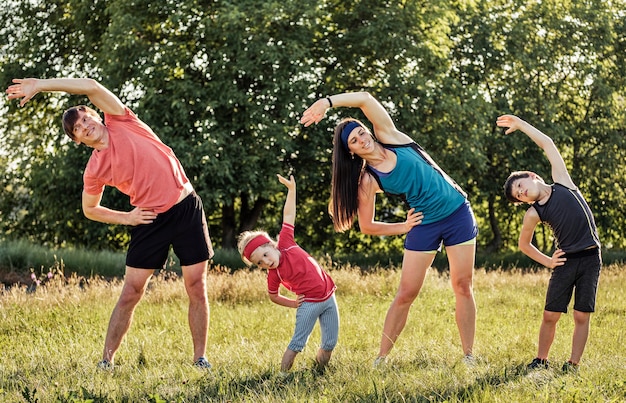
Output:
[499, 114, 601, 372]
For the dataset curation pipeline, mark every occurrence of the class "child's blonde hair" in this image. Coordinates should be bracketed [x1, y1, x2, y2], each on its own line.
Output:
[237, 230, 276, 266]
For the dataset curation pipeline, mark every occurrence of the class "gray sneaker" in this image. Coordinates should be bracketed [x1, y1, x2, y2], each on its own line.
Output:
[462, 354, 477, 367]
[97, 359, 113, 370]
[194, 356, 212, 369]
[373, 356, 387, 368]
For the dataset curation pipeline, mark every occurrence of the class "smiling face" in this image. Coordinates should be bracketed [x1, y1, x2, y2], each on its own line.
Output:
[62, 106, 107, 148]
[71, 109, 107, 147]
[248, 244, 281, 270]
[346, 127, 376, 155]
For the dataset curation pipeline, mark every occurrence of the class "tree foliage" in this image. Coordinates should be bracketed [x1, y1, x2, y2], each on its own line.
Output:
[0, 0, 624, 257]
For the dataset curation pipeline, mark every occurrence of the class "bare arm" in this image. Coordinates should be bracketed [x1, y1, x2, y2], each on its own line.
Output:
[269, 292, 304, 308]
[300, 92, 413, 145]
[356, 173, 423, 236]
[82, 191, 157, 226]
[496, 115, 575, 187]
[518, 207, 566, 269]
[277, 174, 296, 226]
[6, 78, 125, 115]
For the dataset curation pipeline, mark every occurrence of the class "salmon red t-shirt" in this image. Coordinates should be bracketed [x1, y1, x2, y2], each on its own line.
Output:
[83, 108, 188, 213]
[267, 223, 336, 302]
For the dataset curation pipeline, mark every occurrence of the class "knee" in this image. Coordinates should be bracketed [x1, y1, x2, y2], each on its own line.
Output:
[184, 277, 208, 301]
[542, 310, 561, 324]
[118, 286, 145, 307]
[451, 276, 473, 298]
[395, 287, 420, 305]
[187, 286, 208, 303]
[573, 310, 590, 325]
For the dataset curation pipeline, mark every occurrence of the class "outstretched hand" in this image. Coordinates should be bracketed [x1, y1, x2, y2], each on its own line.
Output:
[277, 174, 296, 191]
[300, 98, 330, 127]
[6, 78, 39, 107]
[496, 114, 523, 135]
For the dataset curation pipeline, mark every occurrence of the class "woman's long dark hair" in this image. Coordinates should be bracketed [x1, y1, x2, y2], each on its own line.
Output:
[330, 118, 367, 232]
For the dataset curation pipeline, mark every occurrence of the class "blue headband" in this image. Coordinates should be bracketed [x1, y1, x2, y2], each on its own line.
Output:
[340, 121, 361, 152]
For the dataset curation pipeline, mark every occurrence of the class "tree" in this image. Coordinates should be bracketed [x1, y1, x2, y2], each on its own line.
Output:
[1, 0, 624, 258]
[448, 0, 626, 251]
[1, 0, 325, 249]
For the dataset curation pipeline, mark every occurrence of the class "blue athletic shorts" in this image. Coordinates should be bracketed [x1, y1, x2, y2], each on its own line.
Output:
[126, 192, 213, 270]
[404, 200, 478, 252]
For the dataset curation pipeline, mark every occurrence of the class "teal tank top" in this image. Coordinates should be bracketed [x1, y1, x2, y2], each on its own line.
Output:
[367, 143, 466, 225]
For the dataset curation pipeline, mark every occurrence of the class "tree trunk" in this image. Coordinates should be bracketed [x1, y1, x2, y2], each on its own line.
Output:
[485, 194, 502, 253]
[221, 203, 237, 249]
[221, 194, 269, 249]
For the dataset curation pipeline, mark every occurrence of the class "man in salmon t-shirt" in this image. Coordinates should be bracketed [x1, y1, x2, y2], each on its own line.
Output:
[6, 77, 215, 370]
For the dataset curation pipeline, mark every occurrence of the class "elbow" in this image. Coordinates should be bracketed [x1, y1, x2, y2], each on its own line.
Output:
[518, 242, 531, 256]
[359, 223, 376, 235]
[540, 138, 557, 151]
[83, 78, 103, 95]
[360, 92, 376, 104]
[85, 78, 100, 88]
[82, 206, 97, 222]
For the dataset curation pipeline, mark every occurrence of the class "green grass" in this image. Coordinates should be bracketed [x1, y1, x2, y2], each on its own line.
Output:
[1, 262, 625, 402]
[0, 238, 126, 279]
[3, 238, 626, 280]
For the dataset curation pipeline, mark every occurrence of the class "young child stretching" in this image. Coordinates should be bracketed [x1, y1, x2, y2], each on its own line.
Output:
[498, 115, 601, 373]
[238, 174, 339, 374]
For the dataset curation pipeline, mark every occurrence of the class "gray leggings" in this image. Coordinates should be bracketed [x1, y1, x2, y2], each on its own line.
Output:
[288, 293, 339, 352]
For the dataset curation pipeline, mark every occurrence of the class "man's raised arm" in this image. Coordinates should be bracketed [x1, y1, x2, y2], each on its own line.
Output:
[6, 77, 125, 115]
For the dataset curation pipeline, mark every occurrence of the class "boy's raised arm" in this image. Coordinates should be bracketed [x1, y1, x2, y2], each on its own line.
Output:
[496, 114, 575, 187]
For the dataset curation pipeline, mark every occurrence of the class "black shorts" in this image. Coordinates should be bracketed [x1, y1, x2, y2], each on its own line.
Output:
[126, 192, 214, 270]
[545, 248, 601, 313]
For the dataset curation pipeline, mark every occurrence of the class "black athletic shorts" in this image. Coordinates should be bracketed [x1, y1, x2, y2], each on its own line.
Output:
[126, 192, 214, 270]
[545, 248, 601, 313]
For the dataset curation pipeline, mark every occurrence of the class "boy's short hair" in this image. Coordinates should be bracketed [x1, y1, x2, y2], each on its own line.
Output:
[503, 170, 544, 204]
[62, 105, 101, 140]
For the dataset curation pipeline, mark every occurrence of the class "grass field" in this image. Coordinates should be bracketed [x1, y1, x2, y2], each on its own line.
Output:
[1, 263, 625, 402]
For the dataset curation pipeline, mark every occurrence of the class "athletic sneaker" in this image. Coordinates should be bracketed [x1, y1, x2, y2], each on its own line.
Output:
[194, 356, 212, 369]
[373, 356, 387, 368]
[97, 359, 113, 370]
[527, 357, 549, 370]
[561, 361, 579, 373]
[462, 354, 477, 367]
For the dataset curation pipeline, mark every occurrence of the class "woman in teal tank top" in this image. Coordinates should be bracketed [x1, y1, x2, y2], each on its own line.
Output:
[301, 92, 478, 366]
